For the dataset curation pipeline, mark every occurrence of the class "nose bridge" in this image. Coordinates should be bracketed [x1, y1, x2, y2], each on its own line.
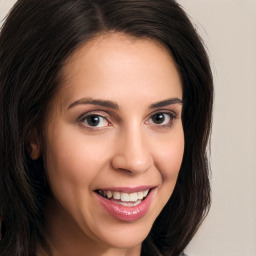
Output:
[112, 123, 152, 173]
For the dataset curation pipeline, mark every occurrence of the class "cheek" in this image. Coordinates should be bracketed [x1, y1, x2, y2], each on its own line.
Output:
[44, 126, 108, 196]
[149, 128, 184, 216]
[155, 129, 184, 181]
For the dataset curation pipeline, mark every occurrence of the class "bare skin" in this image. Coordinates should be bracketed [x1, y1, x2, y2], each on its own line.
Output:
[32, 33, 184, 256]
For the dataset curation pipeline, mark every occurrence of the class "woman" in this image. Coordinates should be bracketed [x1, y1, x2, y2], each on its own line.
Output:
[0, 0, 213, 255]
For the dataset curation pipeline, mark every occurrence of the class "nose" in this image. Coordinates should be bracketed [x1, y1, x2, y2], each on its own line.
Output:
[111, 127, 153, 174]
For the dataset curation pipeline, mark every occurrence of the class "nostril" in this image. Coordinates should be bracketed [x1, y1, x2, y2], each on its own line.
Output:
[111, 154, 152, 174]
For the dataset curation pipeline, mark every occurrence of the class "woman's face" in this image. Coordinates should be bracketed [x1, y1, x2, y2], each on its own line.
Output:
[43, 33, 184, 254]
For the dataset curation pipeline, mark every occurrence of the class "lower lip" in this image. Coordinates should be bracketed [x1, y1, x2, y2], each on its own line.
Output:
[95, 189, 154, 221]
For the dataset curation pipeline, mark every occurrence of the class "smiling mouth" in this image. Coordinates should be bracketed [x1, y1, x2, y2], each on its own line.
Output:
[95, 189, 151, 207]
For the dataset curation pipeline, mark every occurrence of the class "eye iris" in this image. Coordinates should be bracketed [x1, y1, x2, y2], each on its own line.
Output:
[87, 115, 100, 126]
[152, 113, 165, 124]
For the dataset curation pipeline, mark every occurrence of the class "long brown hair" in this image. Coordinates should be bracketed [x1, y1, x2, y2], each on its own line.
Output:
[0, 1, 213, 255]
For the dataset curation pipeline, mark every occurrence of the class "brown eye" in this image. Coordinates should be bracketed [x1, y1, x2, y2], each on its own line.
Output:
[82, 114, 109, 127]
[149, 112, 175, 127]
[151, 113, 166, 124]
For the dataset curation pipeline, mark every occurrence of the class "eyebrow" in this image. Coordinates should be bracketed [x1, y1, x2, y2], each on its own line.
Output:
[149, 98, 183, 108]
[67, 97, 183, 110]
[68, 98, 119, 110]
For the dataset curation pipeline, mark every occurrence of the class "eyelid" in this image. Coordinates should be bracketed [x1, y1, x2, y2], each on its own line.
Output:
[78, 110, 108, 119]
[148, 109, 177, 119]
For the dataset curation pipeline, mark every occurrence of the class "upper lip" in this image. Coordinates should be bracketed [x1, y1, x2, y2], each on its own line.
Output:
[95, 185, 155, 193]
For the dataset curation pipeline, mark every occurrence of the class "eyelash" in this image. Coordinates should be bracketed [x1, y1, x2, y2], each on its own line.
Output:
[78, 111, 177, 130]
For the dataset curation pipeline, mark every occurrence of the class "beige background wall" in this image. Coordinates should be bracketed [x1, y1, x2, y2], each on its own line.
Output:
[1, 0, 256, 255]
[178, 1, 256, 256]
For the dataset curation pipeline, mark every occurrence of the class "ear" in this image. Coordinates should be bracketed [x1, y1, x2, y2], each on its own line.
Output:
[26, 130, 41, 160]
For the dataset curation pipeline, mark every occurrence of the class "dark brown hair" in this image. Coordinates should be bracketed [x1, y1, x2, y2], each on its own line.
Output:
[0, 0, 213, 255]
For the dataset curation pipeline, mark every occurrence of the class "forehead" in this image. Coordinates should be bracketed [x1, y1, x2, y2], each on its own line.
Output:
[55, 33, 182, 108]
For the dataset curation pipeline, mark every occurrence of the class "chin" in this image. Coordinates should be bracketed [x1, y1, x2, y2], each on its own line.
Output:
[88, 217, 153, 250]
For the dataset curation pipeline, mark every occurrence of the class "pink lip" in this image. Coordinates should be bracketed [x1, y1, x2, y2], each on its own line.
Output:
[95, 188, 155, 221]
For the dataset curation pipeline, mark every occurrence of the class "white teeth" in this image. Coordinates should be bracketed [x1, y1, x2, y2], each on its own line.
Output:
[99, 189, 151, 203]
[143, 189, 149, 197]
[129, 192, 138, 202]
[113, 191, 121, 200]
[115, 200, 142, 207]
[106, 191, 112, 199]
[137, 191, 143, 200]
[120, 193, 130, 202]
